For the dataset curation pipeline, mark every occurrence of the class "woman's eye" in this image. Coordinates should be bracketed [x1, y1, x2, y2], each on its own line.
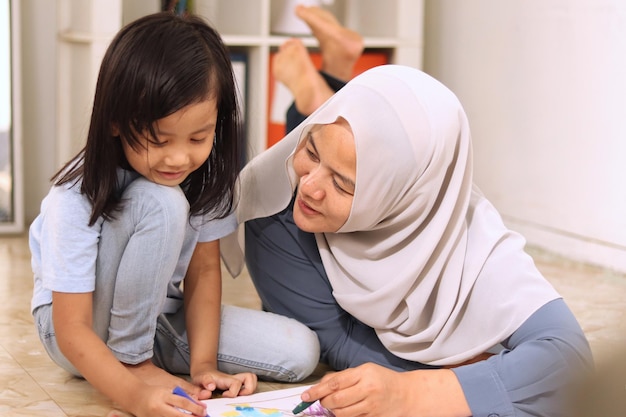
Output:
[306, 148, 319, 161]
[332, 179, 354, 196]
[332, 180, 349, 195]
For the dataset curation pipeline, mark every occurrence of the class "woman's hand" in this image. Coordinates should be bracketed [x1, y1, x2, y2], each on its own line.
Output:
[191, 369, 258, 399]
[300, 363, 471, 417]
[300, 363, 414, 417]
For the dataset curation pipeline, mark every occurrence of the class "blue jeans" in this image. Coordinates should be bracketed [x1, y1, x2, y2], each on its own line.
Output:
[33, 178, 319, 382]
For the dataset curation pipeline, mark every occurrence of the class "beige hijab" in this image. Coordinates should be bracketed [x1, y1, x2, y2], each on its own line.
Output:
[226, 65, 559, 365]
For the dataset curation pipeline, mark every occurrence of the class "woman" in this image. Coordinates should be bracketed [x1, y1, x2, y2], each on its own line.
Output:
[225, 65, 592, 417]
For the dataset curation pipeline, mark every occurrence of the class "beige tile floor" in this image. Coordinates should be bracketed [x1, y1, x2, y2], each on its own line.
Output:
[1, 232, 625, 416]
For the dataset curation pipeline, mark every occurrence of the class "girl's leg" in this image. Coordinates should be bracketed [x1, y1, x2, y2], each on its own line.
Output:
[217, 305, 320, 381]
[92, 178, 189, 364]
[245, 198, 433, 372]
[33, 303, 81, 375]
[33, 178, 189, 375]
[153, 304, 321, 382]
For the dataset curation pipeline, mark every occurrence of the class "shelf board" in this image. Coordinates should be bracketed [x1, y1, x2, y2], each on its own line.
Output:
[220, 34, 404, 49]
[58, 30, 116, 44]
[220, 35, 267, 47]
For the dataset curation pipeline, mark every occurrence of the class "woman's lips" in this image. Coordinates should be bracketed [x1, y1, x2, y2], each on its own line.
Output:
[297, 197, 320, 215]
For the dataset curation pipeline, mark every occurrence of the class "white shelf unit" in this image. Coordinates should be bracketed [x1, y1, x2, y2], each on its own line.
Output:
[195, 0, 424, 160]
[56, 0, 423, 165]
[56, 0, 122, 166]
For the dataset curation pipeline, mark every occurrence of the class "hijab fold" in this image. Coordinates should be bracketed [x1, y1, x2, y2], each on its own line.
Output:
[223, 65, 559, 365]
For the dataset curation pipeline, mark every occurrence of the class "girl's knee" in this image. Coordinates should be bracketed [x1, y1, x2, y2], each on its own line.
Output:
[123, 178, 189, 229]
[262, 312, 321, 381]
[125, 177, 188, 207]
[220, 305, 320, 382]
[280, 319, 321, 381]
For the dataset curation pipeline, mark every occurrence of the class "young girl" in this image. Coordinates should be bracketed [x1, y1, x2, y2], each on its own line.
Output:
[29, 12, 319, 417]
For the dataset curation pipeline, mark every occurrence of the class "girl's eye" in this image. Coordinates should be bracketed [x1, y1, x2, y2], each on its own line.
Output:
[145, 132, 166, 147]
[191, 137, 207, 143]
[148, 139, 167, 147]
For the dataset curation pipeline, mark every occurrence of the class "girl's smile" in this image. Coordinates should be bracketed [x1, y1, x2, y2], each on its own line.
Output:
[121, 98, 218, 186]
[155, 170, 187, 181]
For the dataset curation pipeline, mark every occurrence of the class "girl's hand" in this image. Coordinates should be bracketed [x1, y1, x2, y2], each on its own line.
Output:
[192, 369, 258, 399]
[131, 384, 208, 417]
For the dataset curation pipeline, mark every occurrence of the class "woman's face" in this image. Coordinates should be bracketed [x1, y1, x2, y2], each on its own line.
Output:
[292, 118, 356, 233]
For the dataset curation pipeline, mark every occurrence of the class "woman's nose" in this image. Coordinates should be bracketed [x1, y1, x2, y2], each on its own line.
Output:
[299, 170, 325, 200]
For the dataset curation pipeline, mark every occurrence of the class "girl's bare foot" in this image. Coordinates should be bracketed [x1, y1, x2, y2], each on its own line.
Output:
[295, 5, 364, 81]
[273, 38, 334, 116]
[124, 359, 190, 390]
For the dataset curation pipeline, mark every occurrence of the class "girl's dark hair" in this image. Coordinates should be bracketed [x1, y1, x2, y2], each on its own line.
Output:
[53, 12, 241, 226]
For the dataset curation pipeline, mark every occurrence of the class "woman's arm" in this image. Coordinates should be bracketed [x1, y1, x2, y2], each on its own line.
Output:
[184, 240, 257, 398]
[300, 299, 592, 417]
[452, 298, 593, 417]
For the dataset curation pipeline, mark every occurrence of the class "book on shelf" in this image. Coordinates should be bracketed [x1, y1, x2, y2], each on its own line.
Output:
[231, 52, 247, 118]
[230, 52, 248, 163]
[267, 50, 389, 148]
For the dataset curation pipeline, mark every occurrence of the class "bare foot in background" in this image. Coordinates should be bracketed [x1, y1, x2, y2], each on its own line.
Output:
[295, 5, 364, 81]
[272, 38, 335, 115]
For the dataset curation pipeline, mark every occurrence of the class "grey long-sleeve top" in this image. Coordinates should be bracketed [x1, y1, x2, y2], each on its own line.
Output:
[245, 204, 593, 417]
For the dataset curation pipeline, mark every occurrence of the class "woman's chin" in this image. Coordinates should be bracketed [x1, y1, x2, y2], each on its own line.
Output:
[293, 209, 321, 233]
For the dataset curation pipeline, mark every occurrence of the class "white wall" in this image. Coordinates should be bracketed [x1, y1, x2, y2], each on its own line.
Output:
[424, 0, 626, 273]
[19, 0, 154, 223]
[20, 0, 58, 223]
[18, 1, 626, 273]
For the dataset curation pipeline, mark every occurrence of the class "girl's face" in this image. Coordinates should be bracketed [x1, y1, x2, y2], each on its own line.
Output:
[292, 118, 356, 233]
[122, 98, 218, 186]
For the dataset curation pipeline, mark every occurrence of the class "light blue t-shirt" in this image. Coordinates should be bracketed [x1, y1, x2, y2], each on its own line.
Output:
[30, 169, 237, 313]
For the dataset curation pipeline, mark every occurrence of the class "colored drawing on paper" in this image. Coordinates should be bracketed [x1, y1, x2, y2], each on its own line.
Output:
[217, 403, 333, 417]
[221, 404, 283, 417]
[302, 402, 335, 417]
[203, 386, 333, 417]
